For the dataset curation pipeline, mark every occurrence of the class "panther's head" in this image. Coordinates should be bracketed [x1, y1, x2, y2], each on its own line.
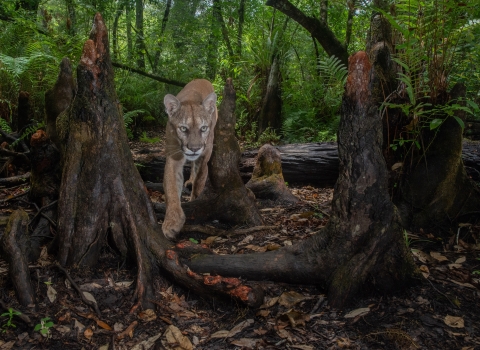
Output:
[164, 92, 217, 161]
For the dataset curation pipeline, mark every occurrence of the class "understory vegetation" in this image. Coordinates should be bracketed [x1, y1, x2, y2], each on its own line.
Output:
[0, 0, 479, 147]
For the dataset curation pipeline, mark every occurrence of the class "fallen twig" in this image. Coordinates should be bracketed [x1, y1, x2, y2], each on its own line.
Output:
[116, 320, 138, 340]
[0, 172, 30, 186]
[0, 129, 29, 153]
[55, 263, 101, 316]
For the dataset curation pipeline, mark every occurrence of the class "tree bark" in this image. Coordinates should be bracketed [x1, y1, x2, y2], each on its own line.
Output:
[15, 91, 30, 132]
[266, 0, 348, 66]
[126, 2, 133, 61]
[135, 0, 145, 69]
[0, 210, 35, 306]
[345, 0, 356, 48]
[65, 0, 76, 36]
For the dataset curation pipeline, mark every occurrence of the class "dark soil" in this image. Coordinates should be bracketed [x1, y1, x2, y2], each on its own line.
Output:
[0, 138, 479, 349]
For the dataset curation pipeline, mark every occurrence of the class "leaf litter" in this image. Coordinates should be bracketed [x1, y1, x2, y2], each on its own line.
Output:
[0, 183, 479, 349]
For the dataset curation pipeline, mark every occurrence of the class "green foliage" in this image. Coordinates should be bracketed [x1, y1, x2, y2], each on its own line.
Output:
[0, 117, 12, 133]
[318, 55, 347, 87]
[139, 131, 160, 143]
[257, 127, 280, 146]
[1, 308, 21, 332]
[379, 0, 480, 154]
[34, 317, 54, 337]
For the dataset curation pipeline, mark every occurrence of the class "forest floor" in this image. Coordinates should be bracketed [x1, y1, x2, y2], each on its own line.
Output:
[0, 136, 479, 350]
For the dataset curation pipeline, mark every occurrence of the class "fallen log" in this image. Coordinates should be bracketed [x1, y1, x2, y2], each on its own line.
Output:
[135, 141, 480, 186]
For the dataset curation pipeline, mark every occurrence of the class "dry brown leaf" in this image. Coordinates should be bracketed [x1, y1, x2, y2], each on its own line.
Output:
[253, 327, 267, 335]
[82, 291, 97, 305]
[79, 282, 103, 291]
[47, 285, 57, 303]
[430, 251, 449, 262]
[449, 279, 477, 289]
[260, 296, 279, 309]
[344, 307, 370, 318]
[256, 309, 270, 317]
[276, 328, 291, 340]
[336, 337, 352, 348]
[227, 319, 254, 338]
[419, 265, 430, 278]
[444, 315, 464, 328]
[210, 330, 230, 338]
[84, 328, 93, 340]
[278, 291, 307, 308]
[266, 243, 281, 251]
[245, 244, 268, 252]
[455, 256, 466, 264]
[117, 321, 138, 339]
[74, 319, 85, 333]
[96, 320, 112, 330]
[230, 338, 257, 348]
[201, 236, 219, 245]
[411, 249, 433, 264]
[292, 345, 314, 350]
[163, 325, 193, 350]
[448, 263, 462, 270]
[279, 310, 310, 327]
[138, 309, 157, 322]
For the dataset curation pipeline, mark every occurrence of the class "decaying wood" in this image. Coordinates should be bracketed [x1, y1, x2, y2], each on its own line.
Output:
[137, 141, 479, 187]
[246, 143, 298, 205]
[0, 210, 35, 306]
[44, 57, 76, 149]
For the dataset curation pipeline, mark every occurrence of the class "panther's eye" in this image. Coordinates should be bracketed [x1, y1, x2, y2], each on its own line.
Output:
[179, 126, 188, 132]
[200, 126, 208, 132]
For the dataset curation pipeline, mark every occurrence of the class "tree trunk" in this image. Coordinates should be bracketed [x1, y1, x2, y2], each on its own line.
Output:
[212, 0, 234, 59]
[319, 0, 327, 25]
[65, 0, 76, 36]
[345, 0, 356, 48]
[188, 51, 419, 308]
[135, 0, 145, 69]
[152, 0, 172, 72]
[258, 54, 282, 136]
[112, 0, 125, 60]
[236, 0, 246, 57]
[15, 91, 30, 132]
[126, 3, 133, 61]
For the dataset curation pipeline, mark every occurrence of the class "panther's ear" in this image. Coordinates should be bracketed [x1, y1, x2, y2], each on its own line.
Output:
[202, 92, 217, 116]
[164, 94, 180, 117]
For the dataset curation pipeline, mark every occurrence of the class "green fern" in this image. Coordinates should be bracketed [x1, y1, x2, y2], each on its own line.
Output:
[0, 118, 12, 133]
[318, 55, 348, 86]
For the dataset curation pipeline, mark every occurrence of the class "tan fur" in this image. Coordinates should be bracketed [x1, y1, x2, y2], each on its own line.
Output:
[162, 79, 217, 240]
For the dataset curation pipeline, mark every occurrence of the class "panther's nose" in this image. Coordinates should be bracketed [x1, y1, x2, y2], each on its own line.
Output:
[188, 146, 202, 153]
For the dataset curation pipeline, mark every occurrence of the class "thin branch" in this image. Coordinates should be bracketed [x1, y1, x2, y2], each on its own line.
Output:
[112, 62, 185, 87]
[0, 172, 30, 186]
[55, 263, 101, 316]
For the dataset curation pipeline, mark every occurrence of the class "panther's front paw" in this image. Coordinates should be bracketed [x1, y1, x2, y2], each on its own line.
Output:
[162, 210, 186, 240]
